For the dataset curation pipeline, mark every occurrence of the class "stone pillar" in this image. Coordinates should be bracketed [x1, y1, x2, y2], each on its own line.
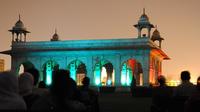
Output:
[138, 28, 141, 38]
[11, 57, 19, 74]
[141, 52, 150, 86]
[86, 56, 93, 85]
[148, 28, 151, 38]
[114, 55, 121, 86]
[142, 64, 149, 86]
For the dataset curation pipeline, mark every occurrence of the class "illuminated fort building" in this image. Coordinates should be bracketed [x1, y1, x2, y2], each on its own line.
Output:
[1, 10, 169, 87]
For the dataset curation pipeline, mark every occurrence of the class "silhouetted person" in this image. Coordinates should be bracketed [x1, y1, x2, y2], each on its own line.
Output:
[31, 69, 70, 111]
[31, 69, 86, 111]
[25, 68, 39, 86]
[173, 71, 195, 97]
[130, 76, 136, 96]
[38, 81, 47, 88]
[79, 77, 99, 112]
[184, 76, 200, 112]
[0, 71, 26, 110]
[26, 68, 48, 96]
[171, 71, 195, 112]
[18, 72, 40, 110]
[151, 75, 172, 112]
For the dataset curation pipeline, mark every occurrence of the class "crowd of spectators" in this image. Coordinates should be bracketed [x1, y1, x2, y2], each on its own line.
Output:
[0, 68, 199, 112]
[150, 70, 200, 112]
[0, 68, 99, 111]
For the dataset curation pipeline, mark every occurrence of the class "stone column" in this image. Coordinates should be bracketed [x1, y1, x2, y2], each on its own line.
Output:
[114, 55, 121, 86]
[141, 52, 150, 86]
[148, 28, 151, 38]
[86, 56, 93, 85]
[11, 57, 18, 74]
[138, 28, 141, 38]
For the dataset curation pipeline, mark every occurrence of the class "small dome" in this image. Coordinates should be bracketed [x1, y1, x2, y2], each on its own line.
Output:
[134, 8, 154, 29]
[12, 15, 28, 31]
[151, 29, 164, 41]
[51, 29, 59, 41]
[15, 20, 24, 28]
[138, 13, 150, 24]
[52, 33, 59, 40]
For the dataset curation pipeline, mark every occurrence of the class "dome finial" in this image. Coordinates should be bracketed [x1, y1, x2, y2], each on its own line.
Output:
[55, 28, 57, 34]
[19, 14, 21, 21]
[143, 8, 145, 14]
[155, 25, 157, 29]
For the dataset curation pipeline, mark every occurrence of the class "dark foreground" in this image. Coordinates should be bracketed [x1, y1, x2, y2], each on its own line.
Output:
[99, 92, 152, 112]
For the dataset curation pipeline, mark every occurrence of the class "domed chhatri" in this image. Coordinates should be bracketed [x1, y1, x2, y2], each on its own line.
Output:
[51, 29, 59, 41]
[9, 15, 30, 42]
[151, 26, 164, 48]
[134, 8, 154, 38]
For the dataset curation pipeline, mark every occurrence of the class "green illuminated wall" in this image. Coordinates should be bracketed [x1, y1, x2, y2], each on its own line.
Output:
[121, 63, 133, 86]
[43, 60, 57, 86]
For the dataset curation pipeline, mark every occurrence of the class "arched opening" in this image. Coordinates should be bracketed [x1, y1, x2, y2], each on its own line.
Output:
[67, 60, 87, 86]
[42, 60, 59, 86]
[121, 59, 143, 86]
[94, 60, 114, 86]
[17, 61, 35, 75]
[141, 28, 148, 37]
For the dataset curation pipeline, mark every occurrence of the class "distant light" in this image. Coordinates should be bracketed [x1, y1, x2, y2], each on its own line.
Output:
[166, 80, 180, 86]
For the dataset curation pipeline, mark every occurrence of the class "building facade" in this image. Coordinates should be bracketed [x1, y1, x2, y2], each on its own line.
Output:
[1, 10, 169, 87]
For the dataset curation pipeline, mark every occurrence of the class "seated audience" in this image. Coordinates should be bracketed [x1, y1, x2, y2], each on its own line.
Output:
[25, 68, 39, 86]
[38, 81, 47, 88]
[18, 72, 40, 110]
[26, 68, 48, 96]
[31, 69, 86, 111]
[151, 75, 172, 112]
[173, 71, 195, 97]
[184, 76, 200, 112]
[130, 76, 136, 96]
[0, 71, 26, 110]
[79, 77, 99, 112]
[170, 71, 195, 112]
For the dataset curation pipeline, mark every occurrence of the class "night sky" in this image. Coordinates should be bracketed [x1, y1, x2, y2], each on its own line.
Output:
[0, 0, 200, 82]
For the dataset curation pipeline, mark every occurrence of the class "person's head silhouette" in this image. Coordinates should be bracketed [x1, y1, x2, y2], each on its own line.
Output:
[197, 76, 200, 90]
[181, 71, 191, 82]
[157, 75, 166, 86]
[82, 77, 90, 87]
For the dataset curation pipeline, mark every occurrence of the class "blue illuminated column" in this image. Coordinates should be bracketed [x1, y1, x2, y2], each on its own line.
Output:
[69, 62, 76, 81]
[126, 68, 133, 86]
[121, 63, 133, 86]
[94, 63, 101, 86]
[46, 62, 53, 86]
[121, 63, 127, 86]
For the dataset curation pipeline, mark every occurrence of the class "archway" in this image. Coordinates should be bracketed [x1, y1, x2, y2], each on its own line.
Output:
[17, 61, 35, 75]
[121, 59, 143, 86]
[67, 60, 87, 85]
[42, 60, 58, 86]
[94, 60, 114, 86]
